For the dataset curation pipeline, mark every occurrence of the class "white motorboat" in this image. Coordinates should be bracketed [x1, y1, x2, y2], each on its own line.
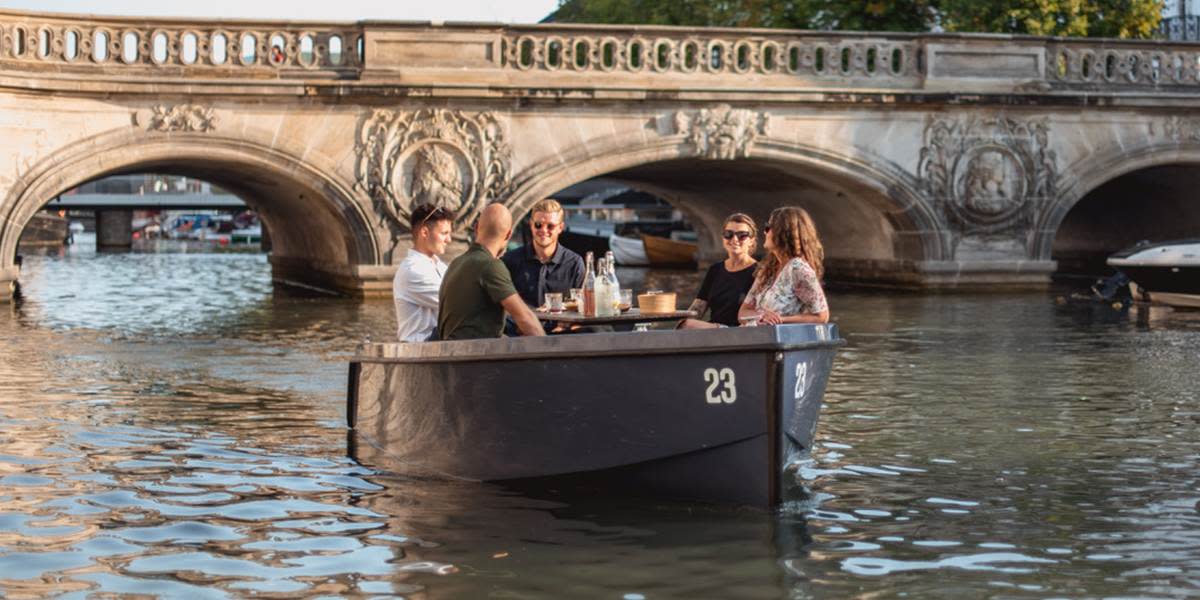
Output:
[608, 235, 650, 266]
[1107, 239, 1200, 308]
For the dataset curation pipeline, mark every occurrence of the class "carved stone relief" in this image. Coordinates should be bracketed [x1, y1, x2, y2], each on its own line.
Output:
[355, 109, 511, 232]
[673, 104, 770, 160]
[138, 104, 218, 132]
[1162, 116, 1200, 144]
[918, 114, 1058, 234]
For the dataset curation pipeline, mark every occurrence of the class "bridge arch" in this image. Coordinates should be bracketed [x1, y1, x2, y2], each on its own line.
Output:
[2, 130, 384, 294]
[507, 133, 946, 283]
[1036, 144, 1200, 272]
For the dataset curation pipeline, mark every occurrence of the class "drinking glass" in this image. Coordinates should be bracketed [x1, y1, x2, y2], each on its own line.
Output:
[545, 292, 565, 313]
[618, 289, 633, 312]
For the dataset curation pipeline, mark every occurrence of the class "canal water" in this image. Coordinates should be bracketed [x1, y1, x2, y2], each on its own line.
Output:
[2, 239, 1199, 598]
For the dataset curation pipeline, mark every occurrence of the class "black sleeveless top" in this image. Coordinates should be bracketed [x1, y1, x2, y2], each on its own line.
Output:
[696, 261, 757, 327]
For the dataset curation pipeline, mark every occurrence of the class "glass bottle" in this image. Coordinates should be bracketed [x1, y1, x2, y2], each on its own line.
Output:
[605, 253, 621, 314]
[582, 251, 596, 317]
[596, 257, 616, 317]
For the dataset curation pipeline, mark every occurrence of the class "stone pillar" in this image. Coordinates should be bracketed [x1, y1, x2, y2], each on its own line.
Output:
[268, 256, 395, 297]
[95, 210, 133, 250]
[259, 221, 272, 252]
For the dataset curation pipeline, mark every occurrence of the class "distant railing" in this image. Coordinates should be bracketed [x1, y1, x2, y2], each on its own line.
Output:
[500, 28, 920, 80]
[0, 11, 363, 74]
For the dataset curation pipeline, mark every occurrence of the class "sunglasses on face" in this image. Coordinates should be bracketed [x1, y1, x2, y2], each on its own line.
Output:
[763, 225, 772, 234]
[722, 230, 752, 241]
[532, 221, 560, 230]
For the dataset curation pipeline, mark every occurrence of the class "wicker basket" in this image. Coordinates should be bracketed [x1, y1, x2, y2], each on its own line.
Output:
[637, 292, 676, 314]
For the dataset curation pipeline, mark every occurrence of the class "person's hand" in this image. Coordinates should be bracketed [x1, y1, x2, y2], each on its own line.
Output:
[759, 309, 783, 325]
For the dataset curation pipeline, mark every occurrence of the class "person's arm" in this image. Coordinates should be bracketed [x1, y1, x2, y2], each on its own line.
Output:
[777, 310, 828, 324]
[688, 264, 717, 317]
[501, 293, 546, 336]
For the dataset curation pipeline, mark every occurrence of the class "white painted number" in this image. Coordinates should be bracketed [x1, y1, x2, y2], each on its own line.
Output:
[704, 367, 737, 404]
[794, 362, 809, 400]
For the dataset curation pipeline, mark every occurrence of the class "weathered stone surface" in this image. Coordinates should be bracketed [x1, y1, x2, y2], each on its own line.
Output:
[3, 11, 1200, 302]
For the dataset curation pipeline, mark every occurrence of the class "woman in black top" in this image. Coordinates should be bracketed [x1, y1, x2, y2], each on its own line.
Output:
[680, 213, 758, 329]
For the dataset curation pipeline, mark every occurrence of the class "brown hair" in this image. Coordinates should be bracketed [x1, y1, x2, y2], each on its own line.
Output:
[410, 203, 453, 232]
[753, 206, 824, 291]
[723, 212, 757, 252]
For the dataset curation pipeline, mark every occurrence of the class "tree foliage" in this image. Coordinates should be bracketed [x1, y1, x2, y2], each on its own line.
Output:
[548, 0, 1164, 38]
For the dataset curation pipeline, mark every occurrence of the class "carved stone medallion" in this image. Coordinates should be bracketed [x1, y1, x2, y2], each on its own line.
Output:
[673, 104, 770, 160]
[355, 109, 510, 231]
[139, 104, 217, 133]
[918, 115, 1057, 233]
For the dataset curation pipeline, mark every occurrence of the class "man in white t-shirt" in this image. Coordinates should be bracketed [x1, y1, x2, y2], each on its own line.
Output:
[393, 203, 454, 342]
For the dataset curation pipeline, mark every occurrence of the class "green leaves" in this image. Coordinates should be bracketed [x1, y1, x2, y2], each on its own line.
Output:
[548, 0, 1165, 39]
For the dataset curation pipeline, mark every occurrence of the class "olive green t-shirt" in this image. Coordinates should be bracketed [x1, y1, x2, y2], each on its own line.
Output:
[437, 243, 520, 340]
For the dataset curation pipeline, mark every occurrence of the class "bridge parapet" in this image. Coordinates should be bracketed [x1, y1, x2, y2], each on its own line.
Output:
[1045, 39, 1200, 89]
[5, 9, 1200, 100]
[500, 26, 920, 83]
[0, 9, 362, 78]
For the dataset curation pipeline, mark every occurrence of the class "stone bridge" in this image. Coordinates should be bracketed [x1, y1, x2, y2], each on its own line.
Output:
[4, 8, 1200, 301]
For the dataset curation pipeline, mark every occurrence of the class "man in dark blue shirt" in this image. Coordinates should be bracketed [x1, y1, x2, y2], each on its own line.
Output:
[501, 198, 585, 309]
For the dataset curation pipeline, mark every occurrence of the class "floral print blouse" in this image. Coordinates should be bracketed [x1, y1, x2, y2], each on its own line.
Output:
[744, 258, 828, 316]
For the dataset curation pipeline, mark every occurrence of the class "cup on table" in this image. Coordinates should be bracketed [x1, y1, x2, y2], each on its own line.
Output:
[618, 289, 633, 312]
[545, 292, 565, 313]
[738, 312, 761, 327]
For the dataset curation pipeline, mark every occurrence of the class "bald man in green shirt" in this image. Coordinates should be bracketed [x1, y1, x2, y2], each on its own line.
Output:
[437, 203, 546, 341]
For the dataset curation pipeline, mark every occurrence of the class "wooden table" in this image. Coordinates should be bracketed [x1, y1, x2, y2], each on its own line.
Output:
[535, 308, 697, 327]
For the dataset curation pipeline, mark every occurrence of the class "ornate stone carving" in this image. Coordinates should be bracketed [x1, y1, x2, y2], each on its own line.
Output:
[143, 104, 217, 132]
[1163, 116, 1200, 144]
[673, 105, 770, 160]
[918, 115, 1058, 233]
[355, 109, 511, 231]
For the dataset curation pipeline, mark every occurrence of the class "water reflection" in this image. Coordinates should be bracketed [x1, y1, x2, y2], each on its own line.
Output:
[1, 248, 1199, 597]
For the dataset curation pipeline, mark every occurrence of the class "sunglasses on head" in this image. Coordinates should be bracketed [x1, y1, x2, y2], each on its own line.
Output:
[722, 230, 752, 241]
[416, 207, 451, 230]
[532, 221, 559, 230]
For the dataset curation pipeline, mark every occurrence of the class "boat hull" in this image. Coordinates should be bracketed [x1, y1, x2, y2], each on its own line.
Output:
[348, 325, 840, 506]
[1107, 240, 1200, 308]
[640, 234, 697, 266]
[608, 234, 649, 266]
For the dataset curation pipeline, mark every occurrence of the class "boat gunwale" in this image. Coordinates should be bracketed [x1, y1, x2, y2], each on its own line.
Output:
[353, 339, 843, 365]
[351, 324, 843, 365]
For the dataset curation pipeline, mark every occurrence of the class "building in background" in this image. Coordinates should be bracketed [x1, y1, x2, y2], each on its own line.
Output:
[1162, 0, 1200, 40]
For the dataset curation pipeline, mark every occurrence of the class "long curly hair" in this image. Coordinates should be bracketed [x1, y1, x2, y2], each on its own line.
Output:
[753, 206, 824, 292]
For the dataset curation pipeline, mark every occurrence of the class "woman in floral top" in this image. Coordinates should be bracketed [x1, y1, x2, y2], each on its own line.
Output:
[738, 206, 829, 325]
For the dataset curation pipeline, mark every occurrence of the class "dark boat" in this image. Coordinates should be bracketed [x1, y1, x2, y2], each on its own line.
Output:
[347, 324, 842, 507]
[1107, 239, 1200, 308]
[17, 210, 69, 248]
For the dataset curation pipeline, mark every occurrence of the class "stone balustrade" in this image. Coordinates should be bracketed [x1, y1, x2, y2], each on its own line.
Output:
[501, 27, 919, 81]
[5, 8, 1200, 95]
[0, 10, 363, 75]
[1047, 40, 1200, 87]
